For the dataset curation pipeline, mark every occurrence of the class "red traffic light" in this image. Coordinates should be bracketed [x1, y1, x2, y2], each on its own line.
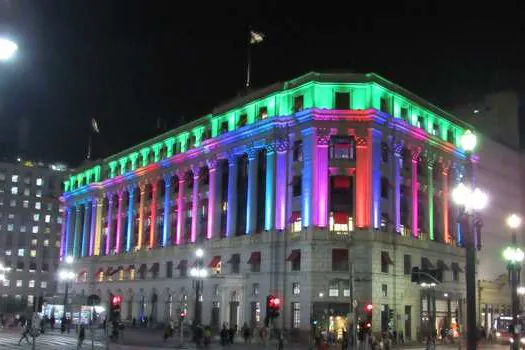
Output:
[180, 311, 186, 318]
[271, 297, 281, 308]
[111, 295, 122, 305]
[365, 304, 373, 312]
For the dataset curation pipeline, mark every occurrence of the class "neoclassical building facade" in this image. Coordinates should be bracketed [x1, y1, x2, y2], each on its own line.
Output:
[60, 72, 471, 339]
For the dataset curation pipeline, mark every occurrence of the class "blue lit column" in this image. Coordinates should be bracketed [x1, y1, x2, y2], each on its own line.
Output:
[207, 159, 218, 240]
[126, 186, 136, 252]
[300, 128, 314, 228]
[105, 194, 114, 255]
[246, 149, 258, 235]
[371, 128, 382, 229]
[73, 205, 82, 257]
[81, 201, 91, 257]
[226, 154, 238, 236]
[264, 145, 276, 231]
[275, 139, 288, 230]
[162, 175, 172, 246]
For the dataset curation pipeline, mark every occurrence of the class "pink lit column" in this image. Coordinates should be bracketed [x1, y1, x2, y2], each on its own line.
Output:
[206, 159, 217, 240]
[176, 172, 185, 245]
[105, 194, 114, 255]
[393, 142, 403, 232]
[89, 199, 97, 256]
[314, 128, 330, 227]
[115, 190, 124, 253]
[411, 149, 420, 238]
[190, 166, 200, 243]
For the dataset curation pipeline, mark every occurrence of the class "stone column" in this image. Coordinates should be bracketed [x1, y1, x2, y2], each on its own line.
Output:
[393, 142, 403, 233]
[411, 148, 421, 238]
[93, 197, 103, 256]
[149, 180, 158, 248]
[126, 186, 136, 252]
[314, 128, 330, 228]
[300, 129, 314, 229]
[89, 199, 97, 256]
[82, 201, 91, 257]
[275, 138, 288, 230]
[207, 159, 217, 240]
[115, 190, 124, 253]
[162, 175, 172, 247]
[426, 154, 436, 241]
[442, 161, 450, 244]
[176, 172, 186, 245]
[355, 135, 371, 228]
[246, 149, 259, 235]
[105, 194, 114, 255]
[73, 205, 82, 257]
[226, 155, 238, 236]
[137, 183, 146, 250]
[191, 166, 201, 243]
[264, 145, 276, 231]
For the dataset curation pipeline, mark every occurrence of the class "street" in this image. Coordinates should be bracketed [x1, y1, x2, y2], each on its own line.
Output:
[0, 327, 514, 350]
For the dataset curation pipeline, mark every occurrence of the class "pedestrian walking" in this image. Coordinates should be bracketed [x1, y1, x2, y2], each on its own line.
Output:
[18, 321, 32, 346]
[77, 324, 86, 349]
[242, 322, 251, 343]
[220, 324, 228, 346]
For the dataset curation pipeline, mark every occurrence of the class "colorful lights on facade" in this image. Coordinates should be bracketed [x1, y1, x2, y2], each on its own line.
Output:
[60, 72, 472, 260]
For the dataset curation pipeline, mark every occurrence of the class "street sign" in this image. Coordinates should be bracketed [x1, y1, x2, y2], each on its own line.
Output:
[352, 299, 358, 308]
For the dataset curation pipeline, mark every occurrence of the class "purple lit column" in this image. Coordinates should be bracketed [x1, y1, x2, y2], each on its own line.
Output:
[207, 159, 217, 240]
[314, 128, 330, 227]
[191, 166, 200, 243]
[176, 172, 185, 245]
[393, 142, 403, 232]
[105, 194, 114, 255]
[226, 155, 238, 236]
[371, 129, 382, 229]
[246, 149, 258, 235]
[59, 207, 68, 259]
[275, 140, 287, 230]
[89, 199, 97, 256]
[115, 191, 124, 253]
[411, 148, 421, 237]
[162, 175, 172, 246]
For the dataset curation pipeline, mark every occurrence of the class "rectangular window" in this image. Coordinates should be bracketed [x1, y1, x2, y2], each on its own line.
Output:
[382, 284, 388, 297]
[380, 97, 389, 113]
[291, 302, 301, 329]
[332, 249, 349, 271]
[166, 261, 173, 278]
[23, 200, 29, 208]
[292, 282, 300, 296]
[29, 280, 35, 288]
[41, 281, 47, 288]
[17, 249, 24, 257]
[252, 283, 259, 296]
[248, 252, 261, 273]
[31, 239, 38, 246]
[288, 249, 301, 271]
[293, 140, 303, 161]
[9, 199, 16, 207]
[36, 190, 42, 198]
[20, 225, 26, 233]
[30, 250, 36, 257]
[329, 280, 339, 297]
[258, 106, 268, 120]
[11, 175, 18, 183]
[293, 95, 304, 113]
[45, 215, 51, 223]
[292, 176, 302, 197]
[7, 224, 13, 232]
[23, 188, 30, 196]
[447, 129, 455, 144]
[400, 107, 408, 120]
[16, 280, 22, 287]
[329, 136, 355, 160]
[32, 226, 38, 234]
[404, 254, 411, 275]
[342, 280, 350, 297]
[335, 92, 350, 109]
[381, 251, 391, 273]
[230, 254, 240, 274]
[33, 214, 40, 222]
[10, 187, 17, 195]
[35, 202, 41, 210]
[36, 178, 43, 186]
[3, 280, 9, 287]
[417, 116, 425, 129]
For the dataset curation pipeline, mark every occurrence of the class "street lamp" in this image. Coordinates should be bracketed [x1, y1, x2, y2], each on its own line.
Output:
[504, 214, 524, 350]
[0, 38, 17, 61]
[452, 129, 487, 350]
[58, 256, 75, 325]
[190, 248, 207, 325]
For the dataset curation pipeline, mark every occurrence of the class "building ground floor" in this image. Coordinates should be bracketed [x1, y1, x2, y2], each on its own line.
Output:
[62, 229, 469, 341]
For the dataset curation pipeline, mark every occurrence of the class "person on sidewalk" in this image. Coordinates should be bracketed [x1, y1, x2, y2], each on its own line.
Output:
[18, 321, 32, 346]
[77, 324, 85, 349]
[242, 322, 251, 343]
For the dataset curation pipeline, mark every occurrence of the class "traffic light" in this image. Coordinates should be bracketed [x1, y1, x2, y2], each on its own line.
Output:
[179, 310, 187, 319]
[109, 294, 122, 322]
[265, 295, 281, 326]
[388, 308, 394, 321]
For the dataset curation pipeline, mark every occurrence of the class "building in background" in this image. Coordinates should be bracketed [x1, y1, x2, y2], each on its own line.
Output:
[60, 72, 474, 340]
[0, 158, 68, 313]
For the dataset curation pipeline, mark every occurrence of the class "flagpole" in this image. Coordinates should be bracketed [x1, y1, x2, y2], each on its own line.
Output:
[87, 134, 92, 160]
[246, 31, 252, 89]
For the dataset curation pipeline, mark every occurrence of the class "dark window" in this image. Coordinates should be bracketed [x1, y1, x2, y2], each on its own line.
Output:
[447, 129, 455, 144]
[404, 255, 411, 275]
[332, 249, 349, 271]
[293, 95, 304, 112]
[293, 140, 303, 161]
[292, 176, 302, 197]
[433, 123, 439, 136]
[381, 142, 389, 163]
[453, 269, 459, 281]
[381, 213, 389, 232]
[380, 97, 389, 113]
[258, 106, 268, 120]
[202, 128, 211, 141]
[417, 116, 425, 129]
[238, 114, 248, 128]
[166, 261, 173, 278]
[230, 254, 240, 274]
[400, 107, 408, 121]
[220, 121, 229, 134]
[381, 177, 389, 199]
[16, 261, 24, 271]
[42, 263, 49, 272]
[382, 284, 388, 297]
[288, 249, 301, 271]
[329, 136, 355, 160]
[381, 251, 391, 273]
[179, 260, 188, 277]
[335, 92, 350, 109]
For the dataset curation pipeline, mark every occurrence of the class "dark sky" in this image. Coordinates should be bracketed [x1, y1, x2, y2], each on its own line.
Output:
[0, 0, 523, 167]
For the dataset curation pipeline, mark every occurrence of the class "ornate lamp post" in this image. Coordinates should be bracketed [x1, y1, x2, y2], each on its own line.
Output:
[452, 130, 488, 350]
[504, 214, 524, 350]
[190, 248, 207, 325]
[58, 256, 75, 322]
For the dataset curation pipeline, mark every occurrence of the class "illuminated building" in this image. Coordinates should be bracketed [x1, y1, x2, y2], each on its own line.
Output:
[61, 72, 471, 338]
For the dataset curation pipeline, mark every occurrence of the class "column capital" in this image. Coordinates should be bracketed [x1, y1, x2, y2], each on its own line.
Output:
[410, 147, 422, 162]
[126, 184, 136, 193]
[206, 157, 218, 170]
[440, 159, 452, 175]
[273, 137, 289, 153]
[227, 153, 237, 166]
[424, 151, 437, 168]
[175, 169, 186, 180]
[316, 128, 331, 145]
[356, 136, 368, 148]
[265, 143, 275, 154]
[191, 165, 201, 178]
[392, 141, 404, 157]
[163, 173, 173, 186]
[246, 148, 259, 160]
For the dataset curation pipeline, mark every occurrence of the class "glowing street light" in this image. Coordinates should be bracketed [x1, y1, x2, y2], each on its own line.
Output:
[192, 248, 206, 324]
[59, 256, 75, 322]
[460, 129, 477, 152]
[0, 38, 17, 61]
[507, 214, 522, 230]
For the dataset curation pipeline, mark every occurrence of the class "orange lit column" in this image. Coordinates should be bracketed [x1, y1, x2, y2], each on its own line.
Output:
[137, 184, 146, 250]
[410, 148, 421, 238]
[176, 172, 185, 245]
[442, 162, 450, 244]
[355, 135, 371, 228]
[149, 180, 158, 248]
[191, 166, 200, 243]
[93, 197, 103, 255]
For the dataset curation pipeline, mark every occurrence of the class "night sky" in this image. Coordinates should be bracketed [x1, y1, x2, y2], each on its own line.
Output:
[0, 0, 523, 167]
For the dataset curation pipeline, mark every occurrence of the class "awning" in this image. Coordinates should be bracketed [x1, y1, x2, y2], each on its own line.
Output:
[176, 260, 188, 269]
[437, 260, 450, 271]
[451, 262, 463, 273]
[421, 257, 434, 269]
[227, 254, 240, 264]
[95, 267, 104, 274]
[208, 256, 221, 268]
[333, 212, 349, 225]
[286, 249, 301, 262]
[247, 252, 261, 264]
[110, 266, 123, 276]
[77, 269, 88, 278]
[381, 252, 394, 265]
[149, 262, 159, 272]
[333, 176, 350, 190]
[105, 267, 113, 275]
[290, 212, 301, 223]
[125, 264, 135, 272]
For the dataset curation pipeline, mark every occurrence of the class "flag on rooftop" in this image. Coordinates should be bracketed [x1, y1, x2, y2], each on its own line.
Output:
[250, 30, 265, 44]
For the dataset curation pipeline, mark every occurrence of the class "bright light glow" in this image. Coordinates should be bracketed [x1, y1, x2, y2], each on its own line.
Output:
[0, 38, 17, 61]
[503, 246, 525, 263]
[517, 286, 525, 295]
[318, 292, 324, 298]
[444, 293, 448, 297]
[59, 270, 75, 281]
[189, 267, 208, 278]
[65, 256, 74, 264]
[460, 130, 477, 152]
[507, 214, 522, 229]
[452, 183, 488, 212]
[195, 248, 204, 258]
